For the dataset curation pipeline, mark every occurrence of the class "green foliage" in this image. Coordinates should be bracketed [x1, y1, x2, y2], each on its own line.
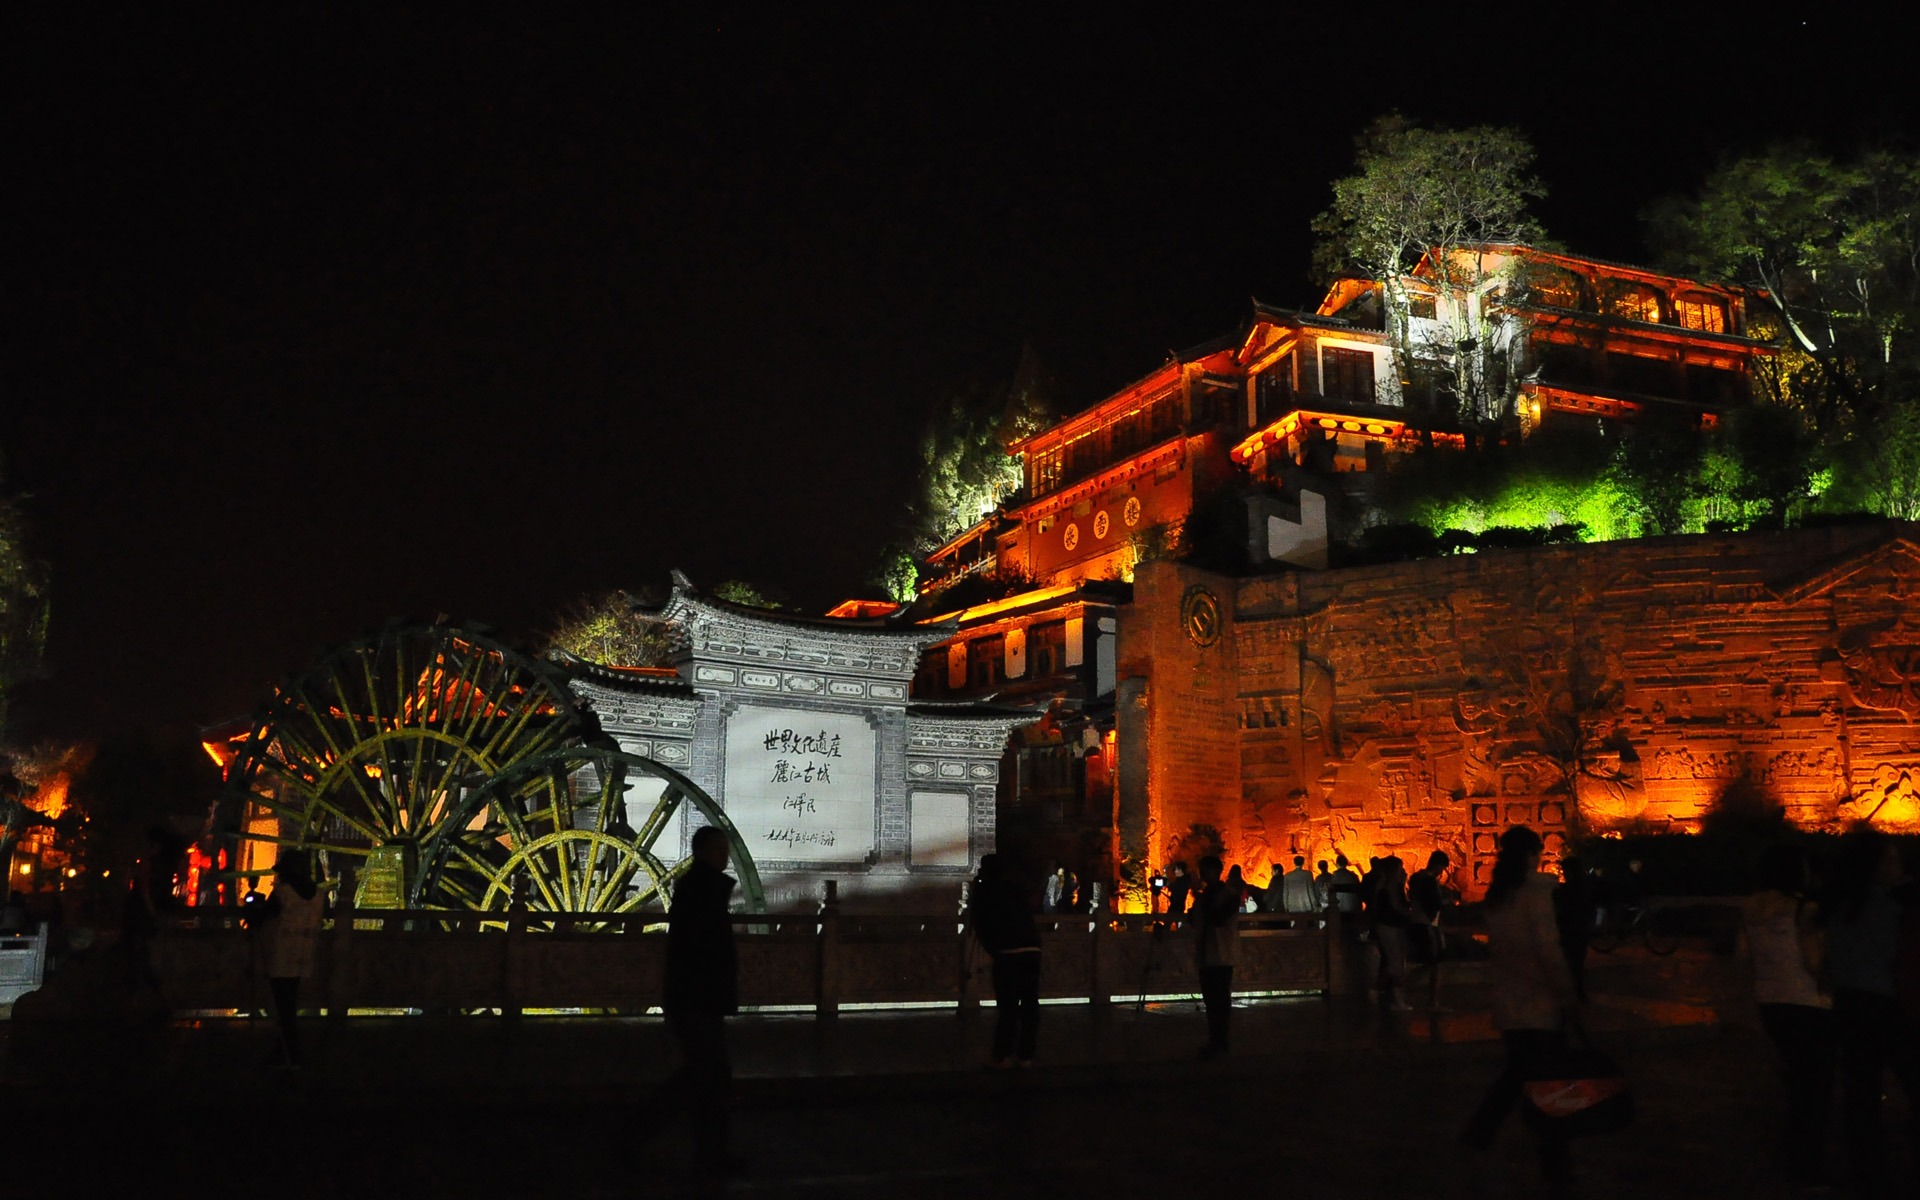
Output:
[0, 468, 51, 745]
[1380, 428, 1635, 542]
[871, 546, 919, 604]
[543, 591, 680, 668]
[1375, 401, 1840, 552]
[1832, 397, 1920, 519]
[905, 346, 1061, 559]
[1650, 144, 1920, 443]
[1315, 114, 1547, 285]
[711, 579, 780, 609]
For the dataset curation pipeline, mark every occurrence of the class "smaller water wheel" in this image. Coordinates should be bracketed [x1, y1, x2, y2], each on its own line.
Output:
[419, 745, 765, 916]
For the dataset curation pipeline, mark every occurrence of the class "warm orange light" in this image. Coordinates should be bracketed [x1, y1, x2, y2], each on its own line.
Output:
[927, 583, 1081, 626]
[26, 771, 70, 822]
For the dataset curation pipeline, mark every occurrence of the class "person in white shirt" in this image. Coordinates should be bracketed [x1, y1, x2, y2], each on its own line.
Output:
[1744, 843, 1832, 1190]
[1460, 827, 1578, 1192]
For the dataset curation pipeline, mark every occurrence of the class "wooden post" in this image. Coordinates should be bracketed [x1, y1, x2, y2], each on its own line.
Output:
[956, 880, 978, 1019]
[816, 880, 840, 1024]
[1088, 912, 1109, 1010]
[501, 877, 527, 1020]
[326, 867, 355, 1023]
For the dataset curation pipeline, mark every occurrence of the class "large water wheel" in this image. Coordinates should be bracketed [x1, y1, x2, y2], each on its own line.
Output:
[223, 622, 762, 917]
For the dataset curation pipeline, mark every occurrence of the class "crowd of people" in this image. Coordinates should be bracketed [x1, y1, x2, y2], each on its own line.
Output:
[213, 823, 1920, 1192]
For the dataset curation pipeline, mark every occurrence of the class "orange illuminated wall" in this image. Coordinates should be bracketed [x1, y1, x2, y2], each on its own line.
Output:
[1114, 524, 1920, 901]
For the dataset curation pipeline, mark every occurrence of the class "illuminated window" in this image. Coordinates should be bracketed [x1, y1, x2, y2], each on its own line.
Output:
[1530, 267, 1585, 310]
[1676, 293, 1728, 334]
[1608, 284, 1664, 324]
[1032, 447, 1063, 496]
[1320, 347, 1377, 404]
[1037, 514, 1055, 534]
[1408, 294, 1437, 320]
[1256, 353, 1297, 423]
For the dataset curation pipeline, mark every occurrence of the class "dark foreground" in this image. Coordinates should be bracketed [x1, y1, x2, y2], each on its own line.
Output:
[0, 952, 1904, 1199]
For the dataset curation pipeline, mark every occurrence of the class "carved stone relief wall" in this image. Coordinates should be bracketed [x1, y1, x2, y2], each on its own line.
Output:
[1125, 525, 1920, 899]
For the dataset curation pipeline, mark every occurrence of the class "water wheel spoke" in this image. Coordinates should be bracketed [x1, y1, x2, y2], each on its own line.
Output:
[636, 784, 684, 851]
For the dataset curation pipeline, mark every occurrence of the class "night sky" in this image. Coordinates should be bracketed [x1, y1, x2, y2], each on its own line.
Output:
[2, 6, 1910, 744]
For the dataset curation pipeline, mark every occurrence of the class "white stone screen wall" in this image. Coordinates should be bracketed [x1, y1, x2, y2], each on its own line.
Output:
[908, 790, 971, 868]
[722, 704, 877, 865]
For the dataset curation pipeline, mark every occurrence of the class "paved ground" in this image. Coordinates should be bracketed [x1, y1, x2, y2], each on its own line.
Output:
[0, 949, 1906, 1199]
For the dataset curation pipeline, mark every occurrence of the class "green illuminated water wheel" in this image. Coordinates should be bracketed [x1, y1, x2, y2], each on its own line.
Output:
[420, 744, 765, 918]
[224, 622, 584, 888]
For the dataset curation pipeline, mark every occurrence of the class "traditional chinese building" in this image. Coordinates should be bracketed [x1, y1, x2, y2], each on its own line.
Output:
[573, 575, 1038, 910]
[900, 244, 1801, 902]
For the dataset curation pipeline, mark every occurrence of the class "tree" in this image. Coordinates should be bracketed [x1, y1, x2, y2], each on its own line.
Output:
[903, 347, 1061, 560]
[543, 591, 680, 668]
[545, 580, 780, 668]
[1610, 410, 1705, 536]
[1649, 145, 1920, 436]
[1841, 397, 1920, 520]
[0, 467, 51, 745]
[1314, 115, 1548, 429]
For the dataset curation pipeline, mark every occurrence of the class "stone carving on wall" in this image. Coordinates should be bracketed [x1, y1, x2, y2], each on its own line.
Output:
[1846, 763, 1920, 827]
[1837, 618, 1920, 718]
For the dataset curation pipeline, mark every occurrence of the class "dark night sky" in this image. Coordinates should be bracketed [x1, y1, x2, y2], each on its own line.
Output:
[1, 6, 1911, 744]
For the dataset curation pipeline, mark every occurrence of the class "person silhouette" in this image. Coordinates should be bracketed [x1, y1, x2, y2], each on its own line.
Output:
[254, 854, 326, 1067]
[1461, 827, 1579, 1192]
[970, 853, 1042, 1067]
[1193, 856, 1239, 1057]
[666, 826, 741, 1176]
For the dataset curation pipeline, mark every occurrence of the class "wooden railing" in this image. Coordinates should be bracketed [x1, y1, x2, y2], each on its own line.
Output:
[153, 906, 1357, 1019]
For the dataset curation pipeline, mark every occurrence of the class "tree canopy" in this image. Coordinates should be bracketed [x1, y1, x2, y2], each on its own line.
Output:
[1314, 116, 1547, 428]
[543, 579, 782, 668]
[882, 345, 1060, 601]
[0, 459, 51, 745]
[1649, 144, 1920, 434]
[1649, 144, 1920, 522]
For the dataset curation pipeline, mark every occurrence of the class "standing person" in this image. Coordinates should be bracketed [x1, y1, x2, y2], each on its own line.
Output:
[1042, 866, 1064, 914]
[1329, 853, 1362, 920]
[1367, 856, 1414, 1011]
[253, 855, 326, 1068]
[1824, 829, 1918, 1193]
[1461, 827, 1579, 1193]
[1258, 864, 1286, 914]
[1226, 865, 1255, 914]
[1193, 856, 1239, 1058]
[1166, 862, 1191, 921]
[666, 825, 741, 1176]
[1407, 850, 1453, 1010]
[1743, 843, 1833, 1192]
[970, 854, 1042, 1068]
[1555, 855, 1596, 1001]
[1280, 855, 1318, 915]
[1314, 860, 1334, 912]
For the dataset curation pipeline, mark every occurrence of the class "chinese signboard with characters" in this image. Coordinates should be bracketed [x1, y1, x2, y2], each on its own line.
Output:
[568, 573, 1040, 909]
[723, 705, 877, 864]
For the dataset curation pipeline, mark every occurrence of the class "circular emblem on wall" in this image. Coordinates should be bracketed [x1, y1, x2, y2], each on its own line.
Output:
[1063, 522, 1080, 552]
[1093, 511, 1110, 540]
[1123, 496, 1142, 527]
[1181, 585, 1223, 647]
